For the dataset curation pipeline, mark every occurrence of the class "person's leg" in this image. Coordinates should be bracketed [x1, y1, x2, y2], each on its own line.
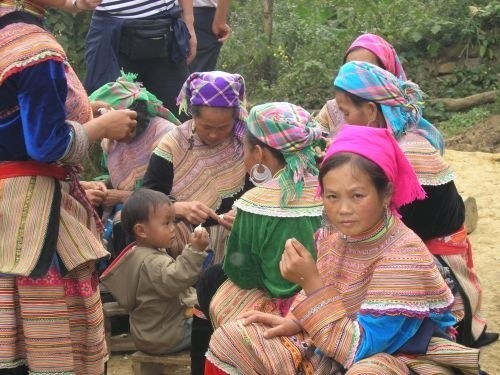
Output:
[189, 7, 222, 73]
[84, 13, 123, 94]
[191, 264, 227, 375]
[164, 318, 193, 354]
[190, 314, 212, 375]
[119, 53, 190, 122]
[346, 353, 410, 374]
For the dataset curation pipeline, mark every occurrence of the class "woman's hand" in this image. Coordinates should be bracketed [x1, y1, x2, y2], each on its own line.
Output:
[281, 238, 323, 295]
[99, 109, 137, 141]
[218, 209, 236, 230]
[80, 181, 107, 207]
[173, 201, 219, 225]
[240, 310, 302, 339]
[85, 109, 137, 143]
[102, 189, 132, 207]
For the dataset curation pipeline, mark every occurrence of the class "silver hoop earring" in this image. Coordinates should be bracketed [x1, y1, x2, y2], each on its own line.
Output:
[249, 163, 272, 186]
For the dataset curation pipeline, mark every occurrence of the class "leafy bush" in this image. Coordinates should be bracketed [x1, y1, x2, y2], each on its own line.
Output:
[46, 1, 498, 114]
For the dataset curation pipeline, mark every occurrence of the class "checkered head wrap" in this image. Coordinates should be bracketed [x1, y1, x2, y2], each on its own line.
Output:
[345, 33, 407, 80]
[246, 102, 324, 206]
[177, 71, 247, 142]
[334, 61, 444, 154]
[89, 71, 180, 124]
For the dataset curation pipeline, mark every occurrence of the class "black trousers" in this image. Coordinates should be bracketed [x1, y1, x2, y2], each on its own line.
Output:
[189, 7, 222, 73]
[120, 52, 190, 122]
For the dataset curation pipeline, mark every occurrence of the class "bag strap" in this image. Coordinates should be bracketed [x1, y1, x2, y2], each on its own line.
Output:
[0, 10, 44, 30]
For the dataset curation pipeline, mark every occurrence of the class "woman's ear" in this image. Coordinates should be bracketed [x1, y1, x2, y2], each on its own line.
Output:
[253, 144, 264, 164]
[383, 182, 394, 208]
[366, 102, 380, 125]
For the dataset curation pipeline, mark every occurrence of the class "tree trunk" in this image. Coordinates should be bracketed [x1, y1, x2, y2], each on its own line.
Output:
[262, 0, 274, 83]
[262, 0, 273, 45]
[431, 91, 497, 112]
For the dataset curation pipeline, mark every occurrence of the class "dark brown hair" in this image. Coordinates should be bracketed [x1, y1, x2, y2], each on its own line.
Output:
[121, 188, 172, 238]
[319, 152, 391, 198]
[245, 131, 286, 165]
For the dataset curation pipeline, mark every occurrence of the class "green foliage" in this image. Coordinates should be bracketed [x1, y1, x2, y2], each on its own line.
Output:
[437, 105, 493, 137]
[46, 8, 91, 78]
[47, 1, 498, 119]
[216, 0, 498, 110]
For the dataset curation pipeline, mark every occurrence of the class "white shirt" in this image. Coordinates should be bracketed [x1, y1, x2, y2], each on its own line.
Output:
[96, 0, 176, 18]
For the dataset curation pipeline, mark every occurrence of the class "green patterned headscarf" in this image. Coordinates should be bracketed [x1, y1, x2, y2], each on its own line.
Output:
[246, 102, 323, 206]
[89, 71, 180, 125]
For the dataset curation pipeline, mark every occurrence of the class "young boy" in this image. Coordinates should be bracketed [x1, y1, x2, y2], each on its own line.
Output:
[100, 188, 210, 355]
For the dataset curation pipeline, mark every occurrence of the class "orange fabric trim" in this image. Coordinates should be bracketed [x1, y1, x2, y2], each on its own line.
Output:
[425, 226, 474, 268]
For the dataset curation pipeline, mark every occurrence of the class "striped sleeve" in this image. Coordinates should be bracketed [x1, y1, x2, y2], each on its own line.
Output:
[292, 285, 362, 368]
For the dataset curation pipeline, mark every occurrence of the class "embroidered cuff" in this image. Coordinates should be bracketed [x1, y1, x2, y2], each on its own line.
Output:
[59, 121, 89, 165]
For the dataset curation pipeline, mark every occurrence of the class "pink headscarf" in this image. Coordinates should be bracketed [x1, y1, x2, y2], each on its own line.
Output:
[345, 33, 407, 81]
[320, 125, 426, 215]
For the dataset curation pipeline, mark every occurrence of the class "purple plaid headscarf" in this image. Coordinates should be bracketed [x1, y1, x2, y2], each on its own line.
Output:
[177, 71, 247, 143]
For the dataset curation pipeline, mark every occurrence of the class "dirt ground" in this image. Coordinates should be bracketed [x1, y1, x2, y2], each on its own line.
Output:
[108, 116, 500, 374]
[446, 115, 500, 153]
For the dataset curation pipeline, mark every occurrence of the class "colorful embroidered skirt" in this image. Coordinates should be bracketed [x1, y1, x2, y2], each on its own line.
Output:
[207, 321, 479, 375]
[0, 263, 107, 374]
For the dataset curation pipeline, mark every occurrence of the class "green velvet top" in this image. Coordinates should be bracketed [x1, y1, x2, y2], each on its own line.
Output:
[223, 175, 323, 298]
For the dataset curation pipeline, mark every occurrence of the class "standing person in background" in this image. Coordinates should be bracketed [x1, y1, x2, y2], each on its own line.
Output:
[0, 0, 136, 373]
[189, 0, 232, 73]
[84, 0, 197, 120]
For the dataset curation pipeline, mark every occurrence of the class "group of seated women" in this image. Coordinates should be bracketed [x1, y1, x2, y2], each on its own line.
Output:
[88, 34, 495, 375]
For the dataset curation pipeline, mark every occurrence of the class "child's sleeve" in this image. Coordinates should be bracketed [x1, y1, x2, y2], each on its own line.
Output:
[147, 246, 207, 298]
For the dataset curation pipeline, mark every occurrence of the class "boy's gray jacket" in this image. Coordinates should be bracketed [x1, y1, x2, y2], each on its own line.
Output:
[101, 244, 207, 354]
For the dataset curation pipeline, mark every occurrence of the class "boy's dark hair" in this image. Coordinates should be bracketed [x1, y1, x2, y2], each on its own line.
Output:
[121, 188, 172, 238]
[319, 152, 391, 198]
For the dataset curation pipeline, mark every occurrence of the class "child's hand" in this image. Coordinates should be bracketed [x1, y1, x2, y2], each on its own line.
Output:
[190, 225, 210, 251]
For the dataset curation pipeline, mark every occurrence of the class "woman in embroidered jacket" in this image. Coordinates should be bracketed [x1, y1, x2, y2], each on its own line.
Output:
[333, 60, 497, 348]
[0, 1, 137, 374]
[87, 71, 180, 256]
[143, 71, 253, 262]
[206, 125, 481, 375]
[191, 102, 325, 374]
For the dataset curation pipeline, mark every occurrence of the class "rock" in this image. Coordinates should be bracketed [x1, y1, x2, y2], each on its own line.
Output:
[437, 62, 456, 74]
